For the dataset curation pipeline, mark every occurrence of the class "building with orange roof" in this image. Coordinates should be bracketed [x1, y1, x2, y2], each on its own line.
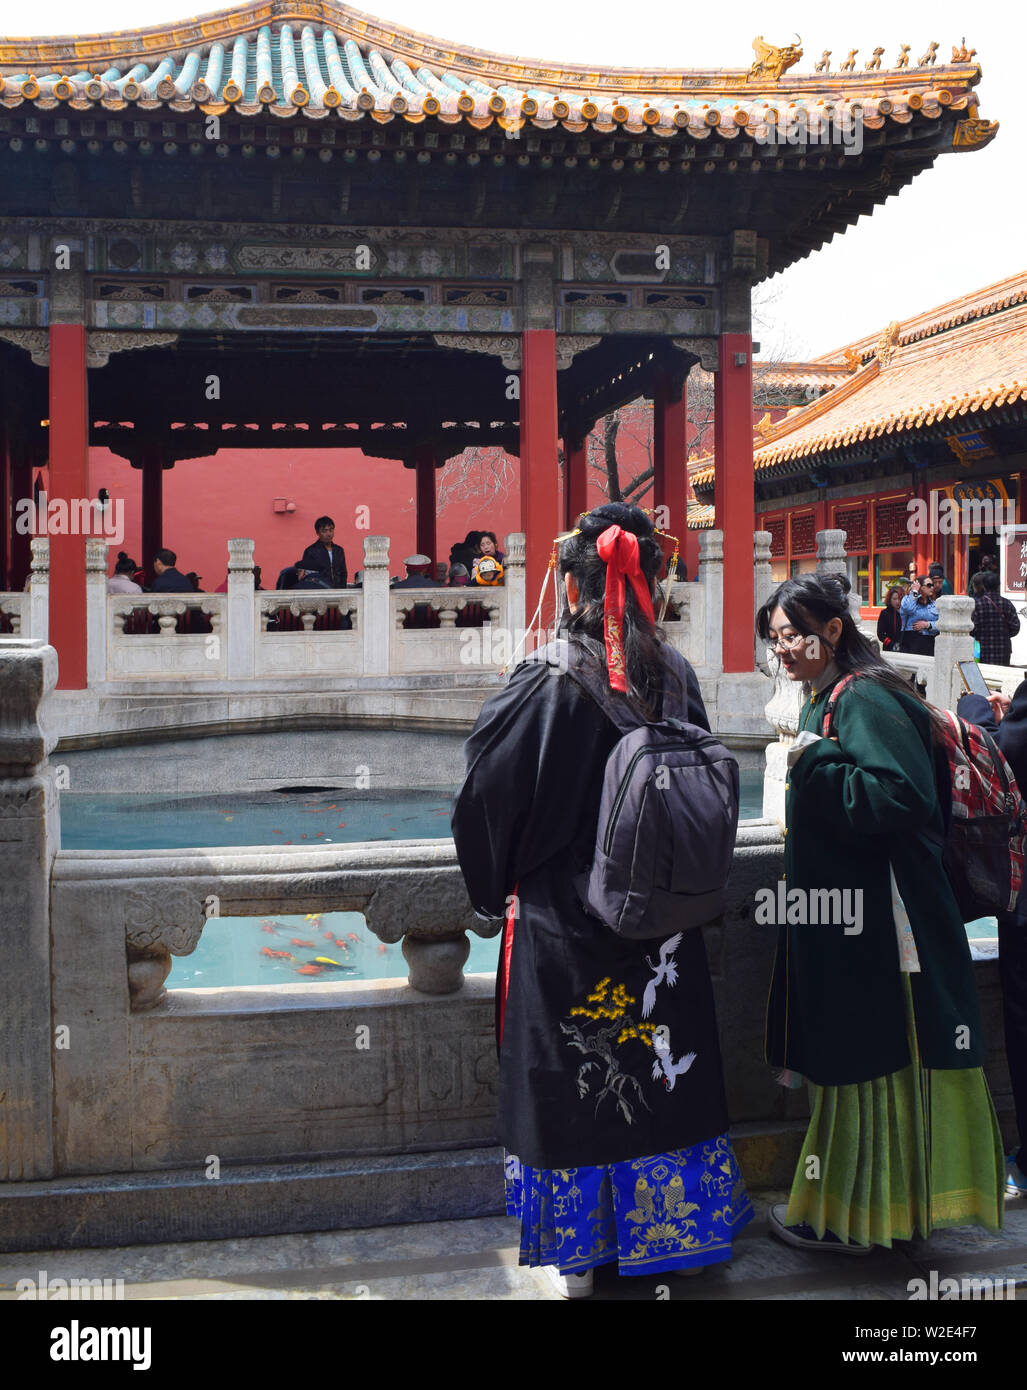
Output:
[691, 271, 1027, 605]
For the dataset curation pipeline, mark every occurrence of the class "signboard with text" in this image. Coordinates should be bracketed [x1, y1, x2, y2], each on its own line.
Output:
[1000, 525, 1027, 599]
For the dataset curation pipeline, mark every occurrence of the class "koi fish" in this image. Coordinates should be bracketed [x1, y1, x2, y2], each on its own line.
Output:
[290, 939, 315, 948]
[324, 931, 335, 940]
[261, 925, 279, 935]
[377, 944, 388, 955]
[334, 938, 349, 950]
[312, 956, 348, 969]
[295, 964, 324, 976]
[260, 947, 293, 960]
[328, 805, 338, 810]
[272, 829, 283, 835]
[337, 823, 347, 828]
[347, 933, 360, 943]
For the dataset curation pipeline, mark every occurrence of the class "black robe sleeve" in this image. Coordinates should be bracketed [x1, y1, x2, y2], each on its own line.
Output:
[451, 659, 614, 919]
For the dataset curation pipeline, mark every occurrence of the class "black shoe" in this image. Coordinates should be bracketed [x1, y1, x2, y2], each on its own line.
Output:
[768, 1203, 874, 1254]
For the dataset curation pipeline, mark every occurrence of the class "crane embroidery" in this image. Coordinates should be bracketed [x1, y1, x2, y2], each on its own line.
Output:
[642, 933, 682, 1018]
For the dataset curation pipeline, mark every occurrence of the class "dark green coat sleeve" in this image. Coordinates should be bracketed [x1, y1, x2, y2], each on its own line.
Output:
[788, 681, 937, 833]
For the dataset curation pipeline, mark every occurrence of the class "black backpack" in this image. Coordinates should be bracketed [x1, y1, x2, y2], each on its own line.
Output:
[530, 639, 740, 938]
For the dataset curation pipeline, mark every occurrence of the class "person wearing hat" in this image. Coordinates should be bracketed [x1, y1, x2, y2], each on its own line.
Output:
[393, 554, 443, 588]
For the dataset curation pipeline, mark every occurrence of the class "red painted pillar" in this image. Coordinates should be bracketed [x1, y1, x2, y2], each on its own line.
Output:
[521, 330, 560, 631]
[414, 443, 437, 565]
[815, 498, 829, 533]
[1016, 472, 1027, 525]
[48, 324, 89, 688]
[713, 332, 754, 671]
[563, 434, 589, 530]
[652, 380, 689, 566]
[139, 443, 165, 583]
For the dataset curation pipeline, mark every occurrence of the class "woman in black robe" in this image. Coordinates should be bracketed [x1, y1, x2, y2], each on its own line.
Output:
[451, 503, 752, 1297]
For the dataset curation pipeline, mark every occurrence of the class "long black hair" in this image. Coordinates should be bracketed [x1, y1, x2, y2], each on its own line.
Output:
[756, 573, 948, 738]
[558, 501, 678, 719]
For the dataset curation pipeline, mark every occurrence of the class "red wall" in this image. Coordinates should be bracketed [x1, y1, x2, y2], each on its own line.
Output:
[85, 408, 661, 586]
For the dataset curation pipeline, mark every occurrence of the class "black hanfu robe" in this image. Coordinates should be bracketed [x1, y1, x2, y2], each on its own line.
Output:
[451, 638, 730, 1170]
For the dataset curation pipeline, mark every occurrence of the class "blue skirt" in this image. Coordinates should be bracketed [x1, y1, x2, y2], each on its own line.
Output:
[505, 1133, 753, 1276]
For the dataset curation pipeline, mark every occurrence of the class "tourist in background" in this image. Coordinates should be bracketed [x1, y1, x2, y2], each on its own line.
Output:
[899, 575, 938, 655]
[876, 585, 904, 651]
[448, 563, 471, 586]
[928, 561, 952, 596]
[967, 552, 998, 597]
[300, 516, 347, 588]
[149, 549, 194, 593]
[449, 530, 481, 575]
[954, 684, 1027, 1198]
[393, 553, 442, 588]
[453, 502, 752, 1298]
[108, 552, 142, 595]
[757, 574, 1004, 1253]
[971, 570, 1020, 667]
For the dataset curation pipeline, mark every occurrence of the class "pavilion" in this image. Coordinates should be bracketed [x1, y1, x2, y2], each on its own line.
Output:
[0, 3, 996, 684]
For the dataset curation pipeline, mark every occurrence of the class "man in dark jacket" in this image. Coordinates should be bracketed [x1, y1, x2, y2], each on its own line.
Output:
[972, 570, 1021, 666]
[300, 516, 347, 588]
[149, 548, 194, 592]
[956, 684, 1027, 1197]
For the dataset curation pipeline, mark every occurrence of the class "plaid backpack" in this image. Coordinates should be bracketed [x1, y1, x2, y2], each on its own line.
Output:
[824, 675, 1026, 919]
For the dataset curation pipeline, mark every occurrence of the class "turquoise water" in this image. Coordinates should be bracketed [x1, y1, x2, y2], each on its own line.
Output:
[65, 771, 1002, 991]
[166, 910, 501, 988]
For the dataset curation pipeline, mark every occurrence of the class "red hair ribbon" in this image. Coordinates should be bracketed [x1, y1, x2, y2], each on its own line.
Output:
[595, 524, 655, 692]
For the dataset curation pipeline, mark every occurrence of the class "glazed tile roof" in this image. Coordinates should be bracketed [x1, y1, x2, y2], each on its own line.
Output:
[0, 1, 990, 133]
[811, 271, 1027, 367]
[690, 273, 1027, 486]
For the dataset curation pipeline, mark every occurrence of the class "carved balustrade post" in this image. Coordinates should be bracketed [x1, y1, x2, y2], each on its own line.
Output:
[362, 535, 390, 675]
[0, 638, 58, 1178]
[816, 528, 862, 624]
[29, 537, 48, 644]
[226, 537, 256, 679]
[928, 595, 975, 712]
[504, 532, 526, 643]
[699, 529, 723, 672]
[85, 538, 108, 686]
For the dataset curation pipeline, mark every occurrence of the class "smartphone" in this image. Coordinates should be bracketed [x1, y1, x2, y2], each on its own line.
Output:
[957, 659, 991, 698]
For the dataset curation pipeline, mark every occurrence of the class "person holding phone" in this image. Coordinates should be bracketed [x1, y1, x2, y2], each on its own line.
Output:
[956, 681, 1027, 1198]
[899, 576, 939, 656]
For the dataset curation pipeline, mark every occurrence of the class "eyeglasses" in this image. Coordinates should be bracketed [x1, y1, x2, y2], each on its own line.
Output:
[767, 633, 809, 652]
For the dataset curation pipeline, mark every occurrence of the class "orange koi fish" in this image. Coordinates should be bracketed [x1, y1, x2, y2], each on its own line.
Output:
[290, 939, 315, 948]
[295, 964, 324, 976]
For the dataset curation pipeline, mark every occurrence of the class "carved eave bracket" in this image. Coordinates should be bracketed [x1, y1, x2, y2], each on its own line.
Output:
[671, 337, 718, 373]
[0, 328, 179, 367]
[432, 334, 601, 372]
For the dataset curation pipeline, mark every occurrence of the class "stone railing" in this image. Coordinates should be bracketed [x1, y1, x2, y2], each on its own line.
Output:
[107, 593, 227, 680]
[256, 592, 362, 677]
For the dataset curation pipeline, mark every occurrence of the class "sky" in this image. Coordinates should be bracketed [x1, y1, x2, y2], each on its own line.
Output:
[8, 0, 1025, 360]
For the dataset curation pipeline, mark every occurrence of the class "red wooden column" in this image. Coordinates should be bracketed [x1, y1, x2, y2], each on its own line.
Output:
[1016, 472, 1027, 525]
[48, 324, 89, 688]
[520, 330, 560, 627]
[139, 442, 165, 583]
[563, 433, 589, 530]
[413, 443, 437, 565]
[713, 332, 754, 671]
[652, 378, 689, 567]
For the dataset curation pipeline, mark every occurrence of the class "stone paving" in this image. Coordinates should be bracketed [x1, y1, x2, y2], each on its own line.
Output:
[1, 1192, 1024, 1301]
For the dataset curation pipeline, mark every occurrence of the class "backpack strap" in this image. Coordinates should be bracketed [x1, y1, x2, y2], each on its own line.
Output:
[819, 673, 857, 739]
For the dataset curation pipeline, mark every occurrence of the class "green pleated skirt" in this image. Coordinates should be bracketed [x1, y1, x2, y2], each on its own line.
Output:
[785, 978, 1005, 1247]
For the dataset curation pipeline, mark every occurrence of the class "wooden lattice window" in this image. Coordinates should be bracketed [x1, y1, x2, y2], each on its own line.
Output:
[874, 498, 911, 549]
[790, 511, 815, 555]
[766, 517, 786, 557]
[835, 505, 868, 553]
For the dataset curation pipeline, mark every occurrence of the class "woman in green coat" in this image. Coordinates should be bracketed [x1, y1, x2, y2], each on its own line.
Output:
[756, 574, 1004, 1252]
